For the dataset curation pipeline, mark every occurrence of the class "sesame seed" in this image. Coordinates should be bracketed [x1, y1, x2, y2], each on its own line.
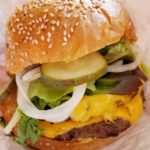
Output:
[16, 18, 20, 22]
[40, 23, 45, 30]
[73, 13, 79, 18]
[33, 24, 36, 29]
[64, 23, 67, 29]
[66, 143, 70, 146]
[41, 36, 45, 41]
[50, 20, 56, 25]
[29, 36, 33, 41]
[10, 23, 13, 27]
[46, 143, 50, 146]
[24, 36, 29, 40]
[13, 13, 16, 17]
[29, 14, 34, 18]
[28, 22, 32, 25]
[50, 13, 54, 17]
[48, 32, 52, 38]
[21, 52, 24, 57]
[27, 32, 31, 36]
[51, 26, 55, 31]
[43, 14, 47, 20]
[63, 30, 67, 36]
[83, 15, 87, 20]
[45, 19, 50, 22]
[51, 146, 55, 149]
[29, 27, 33, 31]
[81, 9, 87, 15]
[76, 22, 80, 26]
[63, 36, 68, 42]
[36, 31, 41, 35]
[70, 27, 74, 33]
[23, 40, 27, 43]
[65, 13, 71, 18]
[28, 4, 32, 9]
[16, 24, 20, 29]
[36, 19, 39, 24]
[10, 62, 14, 66]
[67, 33, 71, 38]
[39, 17, 43, 22]
[24, 52, 28, 57]
[48, 43, 53, 49]
[62, 42, 67, 46]
[42, 51, 47, 55]
[44, 25, 47, 29]
[57, 5, 64, 11]
[33, 39, 38, 45]
[69, 1, 73, 5]
[10, 55, 14, 59]
[47, 37, 51, 43]
[22, 30, 26, 34]
[20, 58, 25, 62]
[18, 31, 21, 35]
[10, 45, 15, 49]
[24, 9, 28, 14]
[44, 8, 49, 12]
[56, 21, 60, 27]
[12, 28, 16, 32]
[32, 20, 36, 23]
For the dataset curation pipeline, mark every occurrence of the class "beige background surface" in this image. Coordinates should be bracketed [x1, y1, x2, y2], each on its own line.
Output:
[0, 0, 150, 150]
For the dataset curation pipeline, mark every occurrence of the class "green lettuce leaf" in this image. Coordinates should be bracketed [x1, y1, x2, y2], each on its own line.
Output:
[87, 82, 96, 91]
[100, 41, 134, 64]
[0, 117, 6, 127]
[31, 94, 72, 110]
[15, 114, 41, 145]
[28, 79, 72, 109]
[31, 97, 48, 110]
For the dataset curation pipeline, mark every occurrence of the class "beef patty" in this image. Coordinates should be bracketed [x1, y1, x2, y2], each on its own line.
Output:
[56, 119, 130, 141]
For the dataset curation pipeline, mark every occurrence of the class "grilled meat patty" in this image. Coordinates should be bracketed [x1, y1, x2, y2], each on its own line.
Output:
[56, 119, 130, 141]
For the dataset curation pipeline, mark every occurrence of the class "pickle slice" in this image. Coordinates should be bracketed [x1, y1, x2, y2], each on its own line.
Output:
[41, 52, 107, 88]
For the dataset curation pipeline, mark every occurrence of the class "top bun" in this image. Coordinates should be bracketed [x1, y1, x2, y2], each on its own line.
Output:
[6, 0, 136, 74]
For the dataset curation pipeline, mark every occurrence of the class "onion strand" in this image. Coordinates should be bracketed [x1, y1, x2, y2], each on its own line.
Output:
[4, 108, 21, 134]
[16, 69, 87, 123]
[107, 45, 143, 73]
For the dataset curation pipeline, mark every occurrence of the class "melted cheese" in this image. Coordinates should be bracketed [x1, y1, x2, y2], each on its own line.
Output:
[39, 88, 143, 138]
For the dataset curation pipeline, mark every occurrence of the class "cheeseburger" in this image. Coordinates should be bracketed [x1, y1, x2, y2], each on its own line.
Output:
[0, 0, 148, 150]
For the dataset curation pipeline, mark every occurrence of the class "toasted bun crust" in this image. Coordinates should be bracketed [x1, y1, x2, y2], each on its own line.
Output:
[6, 0, 136, 74]
[28, 136, 116, 150]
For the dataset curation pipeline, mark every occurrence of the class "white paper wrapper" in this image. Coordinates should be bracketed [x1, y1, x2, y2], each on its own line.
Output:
[0, 0, 150, 149]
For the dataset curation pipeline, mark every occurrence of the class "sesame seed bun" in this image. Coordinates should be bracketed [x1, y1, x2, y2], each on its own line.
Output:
[6, 0, 136, 74]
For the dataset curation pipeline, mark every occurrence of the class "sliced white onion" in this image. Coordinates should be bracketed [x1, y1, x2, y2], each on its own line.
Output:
[107, 45, 143, 73]
[23, 72, 41, 82]
[111, 60, 123, 66]
[22, 67, 40, 81]
[16, 71, 87, 123]
[4, 108, 21, 134]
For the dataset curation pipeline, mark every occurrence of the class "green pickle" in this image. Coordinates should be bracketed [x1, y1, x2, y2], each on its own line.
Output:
[41, 52, 107, 88]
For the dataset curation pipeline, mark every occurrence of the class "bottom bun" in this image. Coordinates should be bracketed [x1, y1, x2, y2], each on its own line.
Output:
[28, 137, 117, 150]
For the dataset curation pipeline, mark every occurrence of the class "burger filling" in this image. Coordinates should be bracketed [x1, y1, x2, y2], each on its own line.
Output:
[0, 40, 149, 145]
